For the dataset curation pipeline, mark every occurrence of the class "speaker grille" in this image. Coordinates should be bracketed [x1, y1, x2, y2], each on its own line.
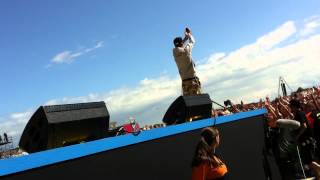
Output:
[44, 101, 105, 113]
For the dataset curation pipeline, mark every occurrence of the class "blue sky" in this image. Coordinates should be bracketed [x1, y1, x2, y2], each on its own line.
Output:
[1, 0, 320, 142]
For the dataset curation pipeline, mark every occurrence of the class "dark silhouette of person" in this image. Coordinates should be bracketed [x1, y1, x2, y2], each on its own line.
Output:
[3, 133, 8, 143]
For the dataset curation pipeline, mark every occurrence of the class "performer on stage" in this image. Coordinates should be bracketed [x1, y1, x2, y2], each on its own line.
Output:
[173, 27, 201, 96]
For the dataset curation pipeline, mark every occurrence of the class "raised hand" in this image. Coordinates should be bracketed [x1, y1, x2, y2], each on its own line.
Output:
[185, 27, 192, 37]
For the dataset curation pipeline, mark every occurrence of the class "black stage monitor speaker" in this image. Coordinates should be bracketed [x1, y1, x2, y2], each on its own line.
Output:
[19, 101, 109, 153]
[162, 94, 212, 125]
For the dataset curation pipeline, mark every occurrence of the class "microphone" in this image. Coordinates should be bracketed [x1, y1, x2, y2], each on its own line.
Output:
[276, 119, 300, 130]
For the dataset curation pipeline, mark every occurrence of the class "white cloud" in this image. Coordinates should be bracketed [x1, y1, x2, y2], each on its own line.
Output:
[2, 16, 320, 146]
[45, 93, 100, 106]
[51, 51, 73, 64]
[85, 41, 104, 53]
[45, 76, 180, 122]
[300, 15, 320, 37]
[50, 41, 104, 65]
[256, 21, 296, 50]
[0, 111, 33, 146]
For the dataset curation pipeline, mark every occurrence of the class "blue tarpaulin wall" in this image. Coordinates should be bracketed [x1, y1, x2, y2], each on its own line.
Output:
[1, 109, 281, 180]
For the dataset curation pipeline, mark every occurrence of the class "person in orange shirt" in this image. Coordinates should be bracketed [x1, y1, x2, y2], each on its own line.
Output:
[310, 161, 320, 179]
[191, 127, 228, 180]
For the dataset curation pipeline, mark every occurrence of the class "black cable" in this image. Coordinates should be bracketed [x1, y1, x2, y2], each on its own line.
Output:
[281, 77, 293, 92]
[211, 100, 225, 109]
[278, 76, 281, 97]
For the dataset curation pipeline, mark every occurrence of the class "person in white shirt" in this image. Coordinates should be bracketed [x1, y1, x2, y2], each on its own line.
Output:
[173, 27, 201, 96]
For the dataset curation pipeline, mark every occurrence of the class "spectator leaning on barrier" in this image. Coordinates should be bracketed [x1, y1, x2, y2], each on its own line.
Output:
[191, 127, 228, 180]
[274, 118, 308, 179]
[285, 99, 316, 178]
[289, 99, 308, 142]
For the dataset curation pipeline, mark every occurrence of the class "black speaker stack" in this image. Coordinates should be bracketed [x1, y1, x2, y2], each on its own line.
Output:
[19, 101, 109, 153]
[162, 94, 212, 125]
[19, 94, 212, 153]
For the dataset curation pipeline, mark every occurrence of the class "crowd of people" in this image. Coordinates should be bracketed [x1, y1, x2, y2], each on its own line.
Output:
[141, 123, 166, 131]
[212, 87, 320, 119]
[0, 148, 28, 159]
[263, 86, 320, 179]
[208, 86, 320, 179]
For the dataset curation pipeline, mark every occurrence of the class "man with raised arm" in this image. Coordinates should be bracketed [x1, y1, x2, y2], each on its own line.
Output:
[173, 27, 201, 96]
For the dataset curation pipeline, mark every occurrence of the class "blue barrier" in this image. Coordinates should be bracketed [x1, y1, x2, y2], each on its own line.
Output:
[0, 108, 266, 176]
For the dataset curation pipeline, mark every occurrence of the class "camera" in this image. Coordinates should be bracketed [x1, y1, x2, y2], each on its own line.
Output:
[224, 99, 232, 107]
[185, 27, 191, 33]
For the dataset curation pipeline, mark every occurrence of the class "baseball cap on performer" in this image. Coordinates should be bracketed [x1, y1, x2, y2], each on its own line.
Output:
[173, 37, 183, 47]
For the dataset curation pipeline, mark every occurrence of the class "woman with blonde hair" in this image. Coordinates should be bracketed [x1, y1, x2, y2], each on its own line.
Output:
[191, 127, 228, 180]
